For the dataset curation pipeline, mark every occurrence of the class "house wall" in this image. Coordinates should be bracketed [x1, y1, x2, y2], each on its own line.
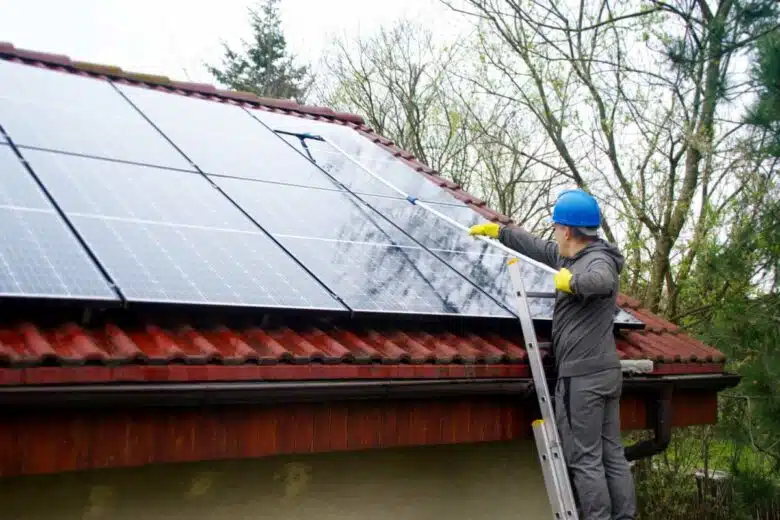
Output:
[0, 391, 720, 478]
[0, 440, 551, 520]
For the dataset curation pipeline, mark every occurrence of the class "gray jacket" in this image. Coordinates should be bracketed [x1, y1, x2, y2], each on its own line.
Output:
[498, 225, 623, 378]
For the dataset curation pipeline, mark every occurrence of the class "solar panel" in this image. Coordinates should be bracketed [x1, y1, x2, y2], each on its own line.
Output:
[0, 60, 192, 170]
[20, 147, 347, 311]
[210, 176, 515, 318]
[114, 83, 338, 189]
[0, 144, 118, 301]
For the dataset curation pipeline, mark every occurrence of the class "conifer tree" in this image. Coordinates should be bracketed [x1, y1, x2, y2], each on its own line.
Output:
[207, 0, 312, 103]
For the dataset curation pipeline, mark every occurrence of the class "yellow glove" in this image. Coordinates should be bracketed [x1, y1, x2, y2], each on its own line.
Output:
[468, 222, 500, 238]
[554, 268, 574, 294]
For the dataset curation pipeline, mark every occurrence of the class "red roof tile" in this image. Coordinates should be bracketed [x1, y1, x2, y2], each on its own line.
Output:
[0, 43, 728, 380]
[0, 319, 724, 383]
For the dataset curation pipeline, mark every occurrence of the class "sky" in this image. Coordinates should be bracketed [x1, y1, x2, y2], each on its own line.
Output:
[0, 0, 462, 85]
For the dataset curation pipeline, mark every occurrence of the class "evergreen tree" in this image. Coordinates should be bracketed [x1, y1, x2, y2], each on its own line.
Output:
[206, 0, 312, 103]
[745, 2, 780, 156]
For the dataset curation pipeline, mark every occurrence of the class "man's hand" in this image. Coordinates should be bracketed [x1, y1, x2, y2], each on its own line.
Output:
[468, 223, 500, 238]
[554, 268, 574, 294]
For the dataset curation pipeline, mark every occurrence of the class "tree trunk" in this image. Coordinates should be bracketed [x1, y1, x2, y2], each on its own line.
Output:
[646, 234, 672, 312]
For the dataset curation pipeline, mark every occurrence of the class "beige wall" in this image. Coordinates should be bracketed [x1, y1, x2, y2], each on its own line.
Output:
[0, 440, 552, 520]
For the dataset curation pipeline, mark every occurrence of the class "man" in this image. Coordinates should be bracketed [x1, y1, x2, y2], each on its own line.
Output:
[468, 189, 636, 520]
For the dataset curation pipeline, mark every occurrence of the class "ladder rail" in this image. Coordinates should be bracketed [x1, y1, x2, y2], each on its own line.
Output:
[509, 258, 579, 518]
[309, 133, 580, 519]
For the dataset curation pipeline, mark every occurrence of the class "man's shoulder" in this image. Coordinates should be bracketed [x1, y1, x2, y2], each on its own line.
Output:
[574, 249, 614, 267]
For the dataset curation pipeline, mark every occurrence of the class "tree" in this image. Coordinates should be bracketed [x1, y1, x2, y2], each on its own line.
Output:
[317, 19, 563, 230]
[746, 29, 780, 157]
[688, 15, 780, 481]
[441, 0, 780, 313]
[206, 0, 312, 103]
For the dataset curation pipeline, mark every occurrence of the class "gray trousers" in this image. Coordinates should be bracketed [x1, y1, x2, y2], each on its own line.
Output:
[555, 367, 637, 520]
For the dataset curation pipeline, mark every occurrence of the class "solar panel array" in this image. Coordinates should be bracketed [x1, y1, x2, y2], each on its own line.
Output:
[254, 110, 645, 328]
[0, 59, 644, 328]
[21, 149, 344, 310]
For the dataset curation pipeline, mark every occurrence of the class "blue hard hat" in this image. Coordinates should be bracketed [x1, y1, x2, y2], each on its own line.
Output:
[551, 189, 601, 228]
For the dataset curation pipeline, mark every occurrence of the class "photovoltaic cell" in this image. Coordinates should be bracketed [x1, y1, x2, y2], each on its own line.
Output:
[0, 208, 118, 300]
[0, 148, 58, 211]
[21, 147, 347, 311]
[0, 60, 192, 170]
[0, 144, 118, 300]
[211, 176, 514, 318]
[115, 83, 338, 189]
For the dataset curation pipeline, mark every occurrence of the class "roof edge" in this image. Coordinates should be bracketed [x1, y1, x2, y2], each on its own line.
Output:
[1, 377, 532, 408]
[0, 42, 366, 126]
[0, 371, 740, 409]
[0, 362, 728, 387]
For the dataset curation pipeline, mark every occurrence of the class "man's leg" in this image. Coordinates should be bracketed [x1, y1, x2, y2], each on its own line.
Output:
[601, 369, 637, 520]
[555, 375, 611, 520]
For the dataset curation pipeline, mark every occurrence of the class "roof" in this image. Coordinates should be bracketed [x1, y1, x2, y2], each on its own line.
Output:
[0, 42, 728, 384]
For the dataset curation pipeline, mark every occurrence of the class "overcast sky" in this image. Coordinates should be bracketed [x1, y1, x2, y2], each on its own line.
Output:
[0, 0, 462, 85]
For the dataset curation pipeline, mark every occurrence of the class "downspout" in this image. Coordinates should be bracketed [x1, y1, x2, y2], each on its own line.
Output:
[624, 383, 673, 461]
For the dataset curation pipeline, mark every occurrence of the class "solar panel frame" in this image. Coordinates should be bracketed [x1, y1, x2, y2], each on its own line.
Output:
[20, 147, 349, 313]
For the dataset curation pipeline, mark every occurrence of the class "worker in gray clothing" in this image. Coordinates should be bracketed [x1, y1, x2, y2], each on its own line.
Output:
[468, 189, 636, 520]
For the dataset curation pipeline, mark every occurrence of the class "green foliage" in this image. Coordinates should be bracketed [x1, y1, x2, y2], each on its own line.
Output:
[206, 0, 312, 103]
[706, 292, 780, 470]
[670, 191, 780, 516]
[717, 307, 779, 436]
[629, 423, 780, 520]
[746, 30, 780, 157]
